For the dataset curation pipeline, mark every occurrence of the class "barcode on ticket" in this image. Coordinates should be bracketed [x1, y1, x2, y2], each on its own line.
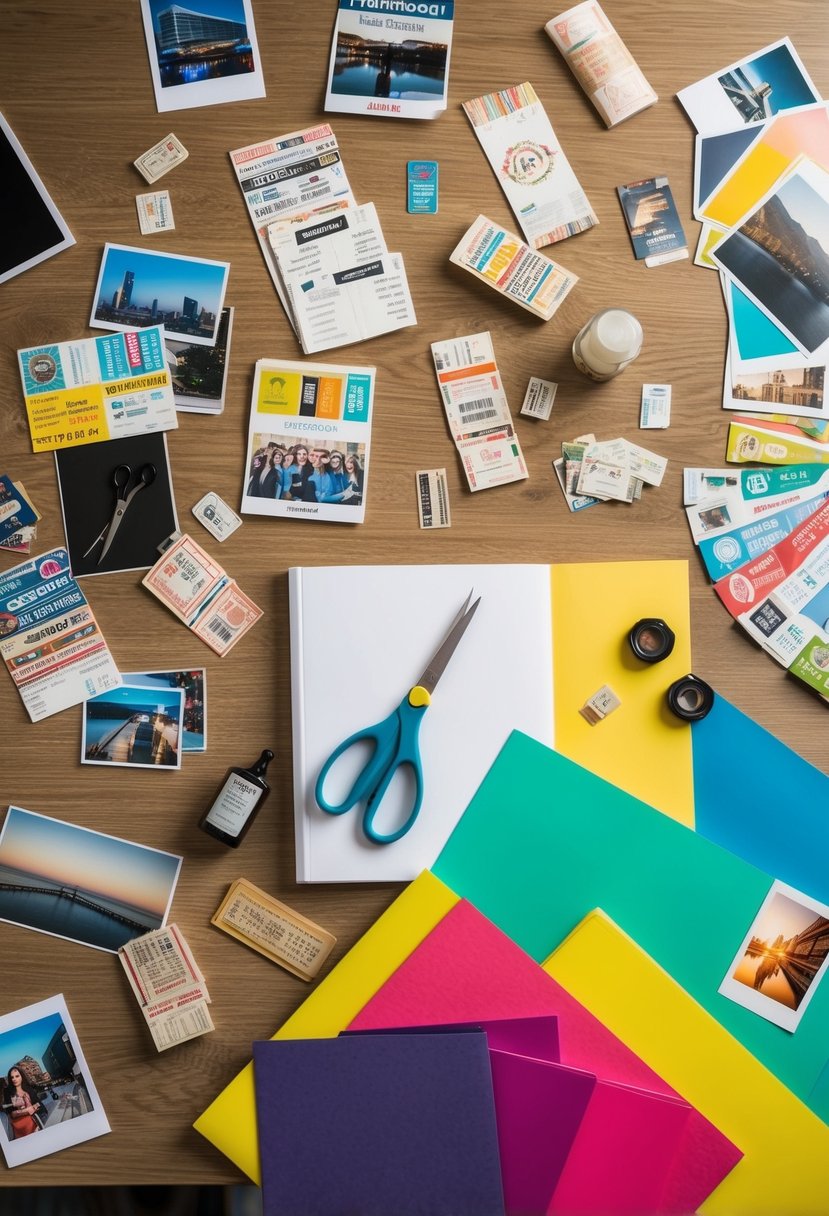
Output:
[416, 469, 451, 530]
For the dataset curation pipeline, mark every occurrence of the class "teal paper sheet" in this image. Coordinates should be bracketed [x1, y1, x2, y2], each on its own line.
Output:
[432, 730, 829, 1122]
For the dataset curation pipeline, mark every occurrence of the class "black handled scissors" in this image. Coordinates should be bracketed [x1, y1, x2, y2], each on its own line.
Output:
[82, 463, 156, 565]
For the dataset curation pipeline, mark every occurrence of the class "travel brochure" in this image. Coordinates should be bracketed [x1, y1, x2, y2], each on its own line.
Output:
[0, 548, 121, 723]
[462, 81, 597, 249]
[241, 359, 375, 523]
[17, 326, 177, 453]
[324, 0, 454, 121]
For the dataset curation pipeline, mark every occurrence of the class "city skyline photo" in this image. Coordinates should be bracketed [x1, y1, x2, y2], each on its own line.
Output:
[91, 243, 229, 345]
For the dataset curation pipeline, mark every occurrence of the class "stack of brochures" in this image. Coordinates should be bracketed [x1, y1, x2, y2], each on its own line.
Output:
[229, 127, 415, 354]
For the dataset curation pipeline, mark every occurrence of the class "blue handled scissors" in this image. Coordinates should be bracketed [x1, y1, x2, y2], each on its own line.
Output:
[315, 589, 481, 844]
[82, 463, 156, 565]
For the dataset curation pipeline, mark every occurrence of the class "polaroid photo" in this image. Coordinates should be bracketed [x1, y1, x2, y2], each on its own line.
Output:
[82, 683, 184, 770]
[90, 242, 229, 346]
[0, 807, 181, 954]
[0, 994, 109, 1167]
[719, 879, 829, 1032]
[710, 159, 829, 357]
[723, 349, 828, 419]
[123, 669, 206, 750]
[677, 38, 821, 134]
[166, 306, 234, 413]
[0, 111, 75, 286]
[139, 0, 265, 113]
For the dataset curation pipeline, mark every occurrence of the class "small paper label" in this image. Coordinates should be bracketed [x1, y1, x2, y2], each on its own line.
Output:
[134, 133, 189, 184]
[407, 161, 438, 213]
[640, 383, 672, 428]
[520, 376, 557, 420]
[136, 190, 175, 234]
[416, 468, 451, 529]
[192, 492, 242, 542]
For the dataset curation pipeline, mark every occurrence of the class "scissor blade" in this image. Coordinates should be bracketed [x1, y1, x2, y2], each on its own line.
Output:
[96, 503, 127, 564]
[416, 589, 480, 695]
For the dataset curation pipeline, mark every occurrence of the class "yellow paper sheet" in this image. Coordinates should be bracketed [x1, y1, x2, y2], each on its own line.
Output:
[544, 910, 829, 1215]
[551, 560, 694, 825]
[193, 871, 457, 1182]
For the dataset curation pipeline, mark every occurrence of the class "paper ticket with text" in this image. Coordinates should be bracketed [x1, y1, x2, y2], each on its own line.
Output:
[119, 925, 214, 1052]
[463, 82, 597, 248]
[450, 215, 578, 319]
[0, 548, 121, 721]
[211, 878, 337, 981]
[229, 125, 355, 299]
[142, 533, 261, 657]
[17, 326, 178, 452]
[431, 331, 527, 491]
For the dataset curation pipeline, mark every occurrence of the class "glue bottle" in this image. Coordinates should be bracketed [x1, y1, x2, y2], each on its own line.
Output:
[199, 749, 274, 847]
[572, 308, 643, 381]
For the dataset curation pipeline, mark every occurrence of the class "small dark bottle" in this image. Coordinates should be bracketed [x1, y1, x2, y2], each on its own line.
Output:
[199, 749, 274, 848]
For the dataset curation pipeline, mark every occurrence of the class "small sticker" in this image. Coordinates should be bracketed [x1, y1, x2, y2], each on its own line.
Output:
[407, 161, 438, 214]
[192, 492, 242, 542]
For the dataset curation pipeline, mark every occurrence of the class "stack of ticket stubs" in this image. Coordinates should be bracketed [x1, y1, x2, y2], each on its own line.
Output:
[119, 924, 213, 1052]
[553, 433, 667, 511]
[431, 331, 528, 492]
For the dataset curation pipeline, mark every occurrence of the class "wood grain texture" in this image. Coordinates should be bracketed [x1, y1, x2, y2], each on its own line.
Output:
[0, 0, 826, 1185]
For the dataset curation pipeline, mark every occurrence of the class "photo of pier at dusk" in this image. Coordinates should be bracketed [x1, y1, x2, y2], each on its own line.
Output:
[0, 807, 181, 953]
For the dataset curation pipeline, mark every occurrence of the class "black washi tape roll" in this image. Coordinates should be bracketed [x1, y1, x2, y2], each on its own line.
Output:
[666, 674, 715, 721]
[628, 618, 676, 663]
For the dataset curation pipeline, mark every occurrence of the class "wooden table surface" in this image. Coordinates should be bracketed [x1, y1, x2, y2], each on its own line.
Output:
[1, 0, 826, 1187]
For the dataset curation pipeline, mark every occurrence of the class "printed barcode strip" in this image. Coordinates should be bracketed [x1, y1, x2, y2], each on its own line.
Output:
[458, 396, 497, 423]
[436, 478, 448, 525]
[207, 618, 233, 643]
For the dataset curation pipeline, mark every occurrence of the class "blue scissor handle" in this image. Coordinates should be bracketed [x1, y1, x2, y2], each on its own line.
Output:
[315, 689, 428, 845]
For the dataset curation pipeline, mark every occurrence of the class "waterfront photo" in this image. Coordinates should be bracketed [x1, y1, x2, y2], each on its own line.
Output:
[0, 807, 181, 953]
[82, 682, 184, 769]
[90, 243, 229, 345]
[0, 995, 109, 1167]
[140, 0, 265, 112]
[719, 880, 829, 1031]
[712, 162, 829, 354]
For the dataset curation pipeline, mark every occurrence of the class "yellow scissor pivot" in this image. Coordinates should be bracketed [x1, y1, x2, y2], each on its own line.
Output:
[408, 686, 431, 708]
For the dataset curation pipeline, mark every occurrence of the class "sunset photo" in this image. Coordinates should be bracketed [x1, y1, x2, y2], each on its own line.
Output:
[0, 807, 181, 953]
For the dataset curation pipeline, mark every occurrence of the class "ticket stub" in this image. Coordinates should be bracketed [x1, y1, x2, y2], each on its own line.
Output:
[416, 468, 451, 529]
[119, 924, 204, 1005]
[211, 878, 337, 981]
[192, 492, 243, 542]
[578, 439, 633, 502]
[134, 133, 189, 184]
[407, 160, 438, 214]
[520, 376, 558, 420]
[627, 442, 668, 487]
[579, 684, 621, 725]
[640, 383, 671, 428]
[190, 580, 262, 657]
[136, 189, 175, 234]
[143, 532, 226, 624]
[119, 924, 213, 1052]
[552, 458, 601, 512]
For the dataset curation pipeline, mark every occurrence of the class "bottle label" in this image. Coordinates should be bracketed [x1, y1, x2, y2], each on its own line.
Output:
[204, 773, 262, 837]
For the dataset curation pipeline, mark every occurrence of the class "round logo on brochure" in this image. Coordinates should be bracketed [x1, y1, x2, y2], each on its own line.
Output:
[28, 353, 57, 385]
[713, 536, 742, 564]
[728, 573, 755, 604]
[502, 141, 556, 186]
[38, 558, 63, 579]
[810, 644, 829, 670]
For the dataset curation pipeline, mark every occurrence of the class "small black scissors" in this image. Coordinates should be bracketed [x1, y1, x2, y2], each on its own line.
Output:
[83, 463, 156, 565]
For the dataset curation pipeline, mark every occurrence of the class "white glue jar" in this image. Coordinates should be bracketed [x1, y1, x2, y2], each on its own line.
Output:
[572, 309, 643, 381]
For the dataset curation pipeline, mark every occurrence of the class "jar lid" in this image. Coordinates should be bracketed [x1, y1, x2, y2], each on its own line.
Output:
[592, 310, 643, 361]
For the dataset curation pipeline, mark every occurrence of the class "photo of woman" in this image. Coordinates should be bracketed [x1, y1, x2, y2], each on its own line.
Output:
[2, 1067, 41, 1138]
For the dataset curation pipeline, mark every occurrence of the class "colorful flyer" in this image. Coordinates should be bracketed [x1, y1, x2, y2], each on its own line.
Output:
[617, 176, 688, 267]
[241, 359, 375, 524]
[0, 548, 121, 722]
[450, 215, 579, 320]
[17, 326, 177, 453]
